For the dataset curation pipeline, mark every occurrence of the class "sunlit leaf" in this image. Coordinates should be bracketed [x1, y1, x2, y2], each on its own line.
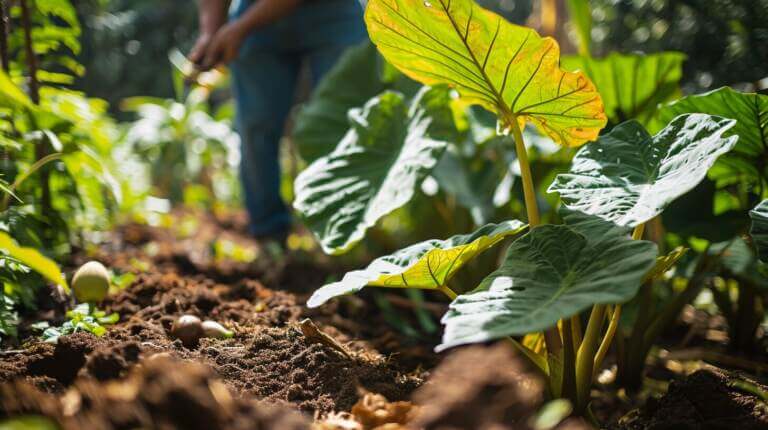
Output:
[0, 70, 34, 110]
[655, 87, 768, 188]
[294, 87, 454, 254]
[750, 199, 768, 263]
[0, 232, 68, 292]
[365, 0, 606, 147]
[548, 114, 738, 227]
[293, 41, 413, 163]
[307, 220, 527, 307]
[562, 52, 685, 126]
[438, 223, 657, 350]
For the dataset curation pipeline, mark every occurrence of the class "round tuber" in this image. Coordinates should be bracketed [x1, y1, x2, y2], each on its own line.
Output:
[201, 320, 234, 339]
[171, 314, 203, 347]
[72, 261, 110, 303]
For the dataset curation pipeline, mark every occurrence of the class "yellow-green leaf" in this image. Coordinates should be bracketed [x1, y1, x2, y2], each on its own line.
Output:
[307, 220, 527, 307]
[0, 232, 69, 292]
[365, 0, 606, 147]
[0, 70, 34, 110]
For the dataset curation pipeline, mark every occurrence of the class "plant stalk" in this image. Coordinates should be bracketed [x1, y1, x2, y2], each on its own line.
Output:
[575, 304, 606, 412]
[593, 304, 621, 377]
[508, 117, 541, 227]
[507, 115, 562, 359]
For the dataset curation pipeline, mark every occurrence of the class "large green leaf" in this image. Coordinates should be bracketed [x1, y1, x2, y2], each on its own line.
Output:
[294, 88, 453, 254]
[438, 223, 657, 350]
[365, 0, 606, 147]
[565, 0, 592, 55]
[0, 232, 68, 292]
[562, 52, 685, 126]
[750, 199, 768, 263]
[655, 87, 768, 190]
[548, 114, 738, 227]
[710, 237, 768, 289]
[293, 42, 396, 163]
[656, 87, 767, 161]
[307, 220, 527, 307]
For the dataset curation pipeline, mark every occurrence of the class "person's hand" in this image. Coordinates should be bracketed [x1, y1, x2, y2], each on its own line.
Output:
[198, 21, 248, 71]
[188, 33, 214, 67]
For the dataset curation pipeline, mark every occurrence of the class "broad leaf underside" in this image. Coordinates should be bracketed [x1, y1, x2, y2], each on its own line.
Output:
[365, 0, 606, 147]
[294, 89, 450, 254]
[548, 114, 738, 227]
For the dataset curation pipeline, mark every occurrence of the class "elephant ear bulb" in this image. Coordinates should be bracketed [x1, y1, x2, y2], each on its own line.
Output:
[72, 261, 111, 303]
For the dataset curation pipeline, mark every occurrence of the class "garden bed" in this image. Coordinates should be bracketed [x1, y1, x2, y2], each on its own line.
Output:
[0, 211, 766, 429]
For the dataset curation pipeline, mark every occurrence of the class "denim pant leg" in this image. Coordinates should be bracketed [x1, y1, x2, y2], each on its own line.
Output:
[230, 51, 300, 237]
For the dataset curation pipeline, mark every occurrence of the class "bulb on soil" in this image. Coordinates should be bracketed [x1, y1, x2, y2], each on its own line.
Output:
[72, 261, 110, 303]
[201, 320, 233, 339]
[171, 314, 203, 347]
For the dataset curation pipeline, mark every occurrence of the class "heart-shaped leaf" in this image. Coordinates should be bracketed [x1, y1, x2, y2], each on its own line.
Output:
[655, 87, 768, 189]
[294, 87, 454, 254]
[562, 52, 685, 126]
[548, 114, 738, 227]
[438, 223, 657, 350]
[365, 0, 606, 147]
[750, 199, 768, 263]
[293, 42, 419, 163]
[307, 220, 527, 307]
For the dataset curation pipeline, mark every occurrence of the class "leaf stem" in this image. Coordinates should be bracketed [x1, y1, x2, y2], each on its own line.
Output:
[508, 116, 541, 226]
[436, 284, 457, 300]
[575, 304, 606, 411]
[632, 223, 646, 240]
[507, 114, 563, 366]
[593, 304, 621, 378]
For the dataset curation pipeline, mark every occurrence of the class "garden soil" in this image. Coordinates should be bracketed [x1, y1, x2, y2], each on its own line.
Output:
[1, 211, 767, 429]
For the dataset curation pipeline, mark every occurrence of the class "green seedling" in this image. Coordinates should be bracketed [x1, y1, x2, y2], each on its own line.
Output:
[35, 303, 119, 343]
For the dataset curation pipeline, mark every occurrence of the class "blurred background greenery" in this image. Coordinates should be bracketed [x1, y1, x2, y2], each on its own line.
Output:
[72, 0, 767, 111]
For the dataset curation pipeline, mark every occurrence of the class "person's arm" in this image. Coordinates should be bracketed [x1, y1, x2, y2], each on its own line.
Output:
[198, 0, 303, 70]
[188, 0, 231, 66]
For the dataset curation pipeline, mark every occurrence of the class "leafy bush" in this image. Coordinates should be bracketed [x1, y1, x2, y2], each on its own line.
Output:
[295, 0, 767, 414]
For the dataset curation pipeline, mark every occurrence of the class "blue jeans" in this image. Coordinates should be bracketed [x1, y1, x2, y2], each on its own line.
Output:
[229, 0, 366, 237]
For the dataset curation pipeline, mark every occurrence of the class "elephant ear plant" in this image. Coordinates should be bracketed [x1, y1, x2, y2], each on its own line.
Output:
[296, 0, 741, 417]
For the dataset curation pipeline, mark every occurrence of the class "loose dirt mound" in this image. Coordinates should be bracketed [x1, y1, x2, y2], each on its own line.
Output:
[1, 271, 420, 414]
[409, 343, 589, 430]
[1, 357, 310, 430]
[619, 368, 768, 430]
[1, 217, 423, 423]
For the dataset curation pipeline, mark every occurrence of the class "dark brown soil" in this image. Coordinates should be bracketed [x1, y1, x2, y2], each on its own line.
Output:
[1, 356, 310, 430]
[3, 210, 768, 429]
[618, 368, 768, 430]
[0, 212, 423, 428]
[409, 343, 590, 430]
